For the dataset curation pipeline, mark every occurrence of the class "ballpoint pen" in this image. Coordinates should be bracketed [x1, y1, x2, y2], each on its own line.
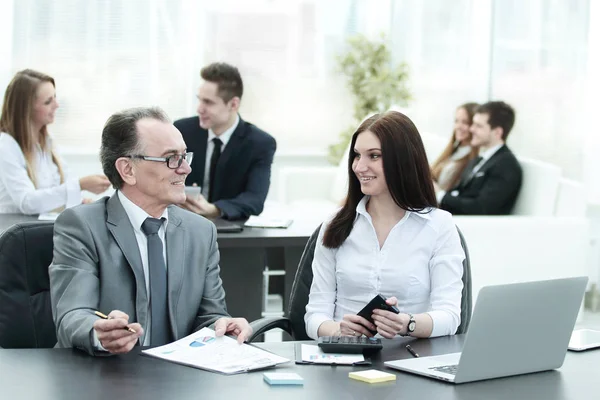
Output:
[94, 311, 137, 333]
[405, 344, 419, 358]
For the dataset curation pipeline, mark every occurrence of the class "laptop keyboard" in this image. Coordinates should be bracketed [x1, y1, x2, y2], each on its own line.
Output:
[430, 365, 458, 375]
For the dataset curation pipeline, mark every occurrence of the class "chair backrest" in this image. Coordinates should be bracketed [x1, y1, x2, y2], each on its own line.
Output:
[0, 222, 56, 348]
[287, 224, 322, 341]
[554, 178, 587, 217]
[511, 157, 561, 216]
[455, 225, 472, 334]
[287, 223, 473, 339]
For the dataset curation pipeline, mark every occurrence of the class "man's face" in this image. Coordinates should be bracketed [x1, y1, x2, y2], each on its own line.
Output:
[470, 113, 502, 149]
[129, 118, 191, 210]
[196, 81, 236, 132]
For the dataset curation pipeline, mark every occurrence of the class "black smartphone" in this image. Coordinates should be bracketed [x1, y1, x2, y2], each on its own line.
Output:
[356, 294, 400, 334]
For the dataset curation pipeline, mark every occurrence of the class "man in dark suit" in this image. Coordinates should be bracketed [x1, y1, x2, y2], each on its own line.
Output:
[175, 63, 276, 220]
[49, 107, 251, 355]
[438, 101, 522, 215]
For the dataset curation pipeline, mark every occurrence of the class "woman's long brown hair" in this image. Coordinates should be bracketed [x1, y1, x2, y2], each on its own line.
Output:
[323, 111, 437, 249]
[430, 102, 479, 190]
[0, 69, 64, 187]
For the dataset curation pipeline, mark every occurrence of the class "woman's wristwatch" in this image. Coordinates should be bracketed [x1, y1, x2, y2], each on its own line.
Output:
[403, 313, 416, 336]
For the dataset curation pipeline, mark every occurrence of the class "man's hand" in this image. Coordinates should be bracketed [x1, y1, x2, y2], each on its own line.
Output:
[93, 310, 143, 354]
[181, 194, 220, 218]
[214, 317, 253, 344]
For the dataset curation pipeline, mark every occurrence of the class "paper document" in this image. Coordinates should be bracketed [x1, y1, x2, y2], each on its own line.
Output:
[244, 216, 293, 229]
[142, 328, 289, 374]
[300, 344, 365, 365]
[38, 212, 59, 221]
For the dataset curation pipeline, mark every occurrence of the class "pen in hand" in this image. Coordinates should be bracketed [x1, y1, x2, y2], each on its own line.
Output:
[94, 311, 137, 334]
[406, 344, 419, 358]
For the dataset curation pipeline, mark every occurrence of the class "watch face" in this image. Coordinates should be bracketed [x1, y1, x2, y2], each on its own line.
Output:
[408, 321, 416, 332]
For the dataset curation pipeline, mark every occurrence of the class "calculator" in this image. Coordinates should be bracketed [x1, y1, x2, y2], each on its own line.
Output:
[317, 336, 383, 354]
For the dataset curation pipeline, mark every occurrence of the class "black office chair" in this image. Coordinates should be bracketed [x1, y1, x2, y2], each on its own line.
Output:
[248, 224, 472, 342]
[0, 221, 57, 348]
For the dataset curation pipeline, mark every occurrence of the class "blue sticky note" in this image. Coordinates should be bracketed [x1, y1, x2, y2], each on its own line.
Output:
[263, 372, 304, 386]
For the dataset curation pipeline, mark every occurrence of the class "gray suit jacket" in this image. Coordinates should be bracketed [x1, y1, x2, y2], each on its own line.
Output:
[49, 193, 229, 355]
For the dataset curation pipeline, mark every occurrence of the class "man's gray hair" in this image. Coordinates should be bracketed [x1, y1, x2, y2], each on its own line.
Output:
[100, 106, 171, 189]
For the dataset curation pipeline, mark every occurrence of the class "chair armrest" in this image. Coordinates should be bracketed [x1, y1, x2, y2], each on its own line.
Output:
[278, 167, 339, 205]
[248, 317, 293, 343]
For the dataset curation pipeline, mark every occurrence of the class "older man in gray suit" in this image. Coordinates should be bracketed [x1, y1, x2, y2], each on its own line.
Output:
[49, 107, 251, 355]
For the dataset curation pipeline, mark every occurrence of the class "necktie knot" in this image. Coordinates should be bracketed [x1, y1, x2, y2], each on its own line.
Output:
[212, 137, 223, 148]
[474, 156, 484, 165]
[142, 217, 165, 236]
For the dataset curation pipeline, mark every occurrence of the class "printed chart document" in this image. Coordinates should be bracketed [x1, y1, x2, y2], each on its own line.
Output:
[142, 328, 289, 374]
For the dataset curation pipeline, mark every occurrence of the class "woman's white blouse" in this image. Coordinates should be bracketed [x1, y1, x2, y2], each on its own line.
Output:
[305, 196, 465, 339]
[0, 132, 81, 214]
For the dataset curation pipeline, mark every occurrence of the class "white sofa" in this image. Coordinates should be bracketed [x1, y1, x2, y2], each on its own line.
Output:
[277, 132, 592, 312]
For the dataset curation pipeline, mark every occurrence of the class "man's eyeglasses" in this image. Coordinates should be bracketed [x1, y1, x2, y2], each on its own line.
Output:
[128, 152, 194, 169]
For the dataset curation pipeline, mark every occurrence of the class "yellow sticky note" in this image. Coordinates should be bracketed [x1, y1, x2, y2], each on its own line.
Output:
[349, 369, 397, 384]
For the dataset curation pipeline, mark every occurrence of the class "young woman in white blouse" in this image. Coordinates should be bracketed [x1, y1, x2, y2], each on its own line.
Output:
[0, 69, 110, 214]
[431, 102, 479, 192]
[305, 111, 465, 340]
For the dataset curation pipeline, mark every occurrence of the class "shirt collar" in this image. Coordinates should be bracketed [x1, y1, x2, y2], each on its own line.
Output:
[479, 143, 504, 162]
[355, 195, 432, 221]
[117, 190, 169, 232]
[208, 114, 240, 148]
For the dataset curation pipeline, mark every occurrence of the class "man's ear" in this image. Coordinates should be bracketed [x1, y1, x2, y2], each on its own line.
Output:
[115, 157, 137, 186]
[492, 126, 504, 141]
[228, 96, 241, 113]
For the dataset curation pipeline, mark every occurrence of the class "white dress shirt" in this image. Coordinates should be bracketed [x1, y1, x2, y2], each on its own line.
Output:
[0, 132, 81, 214]
[437, 145, 473, 191]
[202, 115, 239, 198]
[305, 196, 465, 339]
[93, 191, 169, 349]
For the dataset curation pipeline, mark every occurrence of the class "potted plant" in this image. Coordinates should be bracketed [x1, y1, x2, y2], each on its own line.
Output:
[328, 34, 411, 164]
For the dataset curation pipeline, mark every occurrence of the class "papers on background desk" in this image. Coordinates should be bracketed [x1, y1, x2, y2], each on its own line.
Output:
[299, 344, 366, 365]
[142, 328, 289, 374]
[244, 215, 293, 229]
[38, 212, 59, 221]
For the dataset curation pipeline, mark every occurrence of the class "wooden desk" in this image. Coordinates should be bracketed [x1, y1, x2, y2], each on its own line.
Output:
[1, 336, 599, 399]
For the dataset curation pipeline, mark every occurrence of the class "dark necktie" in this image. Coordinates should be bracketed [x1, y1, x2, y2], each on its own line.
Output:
[208, 138, 223, 203]
[141, 217, 170, 346]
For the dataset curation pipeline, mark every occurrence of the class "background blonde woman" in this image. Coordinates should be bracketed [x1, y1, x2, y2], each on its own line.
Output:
[431, 102, 479, 192]
[0, 69, 110, 214]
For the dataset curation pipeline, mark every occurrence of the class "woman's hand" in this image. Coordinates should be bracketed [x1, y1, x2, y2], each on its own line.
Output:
[340, 314, 377, 337]
[79, 175, 111, 194]
[371, 296, 409, 338]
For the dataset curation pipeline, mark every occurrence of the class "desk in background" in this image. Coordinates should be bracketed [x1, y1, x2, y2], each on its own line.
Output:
[0, 213, 319, 323]
[1, 335, 599, 399]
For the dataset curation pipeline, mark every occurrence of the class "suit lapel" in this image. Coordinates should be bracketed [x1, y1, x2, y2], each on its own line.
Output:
[165, 208, 185, 340]
[458, 157, 481, 188]
[461, 145, 508, 188]
[106, 193, 149, 333]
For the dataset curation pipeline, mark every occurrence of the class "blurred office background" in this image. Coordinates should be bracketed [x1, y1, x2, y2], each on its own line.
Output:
[0, 0, 598, 202]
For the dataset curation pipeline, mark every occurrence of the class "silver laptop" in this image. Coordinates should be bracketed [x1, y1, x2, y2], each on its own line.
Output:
[385, 277, 588, 384]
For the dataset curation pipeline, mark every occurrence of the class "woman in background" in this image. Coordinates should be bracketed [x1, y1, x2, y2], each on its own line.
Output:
[0, 69, 110, 214]
[305, 111, 464, 340]
[431, 102, 479, 192]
